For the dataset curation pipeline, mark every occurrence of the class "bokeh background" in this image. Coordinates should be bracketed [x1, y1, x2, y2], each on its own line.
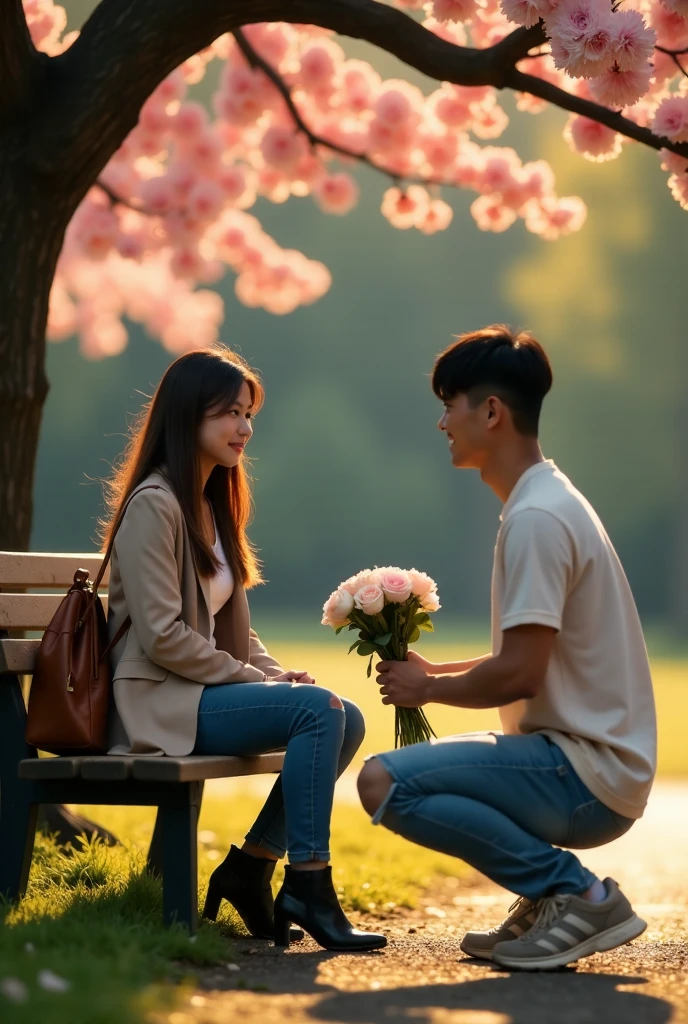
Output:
[35, 4, 686, 710]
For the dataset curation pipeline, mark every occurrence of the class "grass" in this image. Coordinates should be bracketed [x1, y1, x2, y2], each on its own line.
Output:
[2, 633, 686, 1023]
[0, 797, 462, 1024]
[258, 637, 688, 776]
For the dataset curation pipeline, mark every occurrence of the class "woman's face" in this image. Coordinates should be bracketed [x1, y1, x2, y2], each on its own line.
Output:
[198, 381, 254, 474]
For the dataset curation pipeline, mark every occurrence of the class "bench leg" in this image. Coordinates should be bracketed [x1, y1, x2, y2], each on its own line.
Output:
[0, 673, 39, 901]
[160, 782, 202, 933]
[147, 781, 204, 879]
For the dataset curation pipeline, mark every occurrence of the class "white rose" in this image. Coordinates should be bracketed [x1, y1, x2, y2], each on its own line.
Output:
[322, 588, 355, 627]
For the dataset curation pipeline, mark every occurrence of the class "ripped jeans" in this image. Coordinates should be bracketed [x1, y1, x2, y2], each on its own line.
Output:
[194, 682, 365, 863]
[368, 732, 635, 900]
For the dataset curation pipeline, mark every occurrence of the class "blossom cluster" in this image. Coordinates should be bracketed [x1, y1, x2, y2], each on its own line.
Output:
[322, 567, 441, 628]
[24, 0, 688, 357]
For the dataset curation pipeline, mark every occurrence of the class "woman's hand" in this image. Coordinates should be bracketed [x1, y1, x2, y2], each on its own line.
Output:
[271, 669, 316, 685]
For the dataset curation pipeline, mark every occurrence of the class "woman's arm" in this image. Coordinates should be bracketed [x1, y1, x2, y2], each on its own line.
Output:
[249, 629, 285, 677]
[115, 489, 265, 684]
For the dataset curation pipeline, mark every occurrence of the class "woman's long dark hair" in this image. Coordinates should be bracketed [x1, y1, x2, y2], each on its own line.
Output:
[101, 346, 264, 588]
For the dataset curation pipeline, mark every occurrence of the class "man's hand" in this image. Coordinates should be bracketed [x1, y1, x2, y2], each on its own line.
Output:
[376, 651, 432, 707]
[272, 670, 316, 684]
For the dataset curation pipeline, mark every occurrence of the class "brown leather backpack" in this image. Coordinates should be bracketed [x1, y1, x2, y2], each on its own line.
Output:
[26, 485, 161, 755]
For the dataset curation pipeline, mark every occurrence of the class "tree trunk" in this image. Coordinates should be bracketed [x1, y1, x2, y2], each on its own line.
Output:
[0, 154, 64, 549]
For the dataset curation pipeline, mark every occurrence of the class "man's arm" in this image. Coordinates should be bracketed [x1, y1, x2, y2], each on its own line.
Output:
[378, 624, 556, 709]
[407, 650, 492, 675]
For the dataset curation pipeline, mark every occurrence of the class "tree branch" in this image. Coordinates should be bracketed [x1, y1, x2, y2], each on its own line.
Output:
[26, 0, 688, 208]
[233, 27, 456, 190]
[505, 66, 688, 161]
[0, 0, 43, 126]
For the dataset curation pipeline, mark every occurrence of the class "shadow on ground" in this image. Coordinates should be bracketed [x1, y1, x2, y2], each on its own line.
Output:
[306, 971, 670, 1024]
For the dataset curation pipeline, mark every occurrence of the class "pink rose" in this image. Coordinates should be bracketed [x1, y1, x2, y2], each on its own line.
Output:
[354, 584, 385, 615]
[321, 588, 355, 627]
[408, 568, 437, 600]
[379, 570, 412, 603]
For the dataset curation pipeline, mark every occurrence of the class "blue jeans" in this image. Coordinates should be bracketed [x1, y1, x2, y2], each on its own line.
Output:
[370, 732, 634, 900]
[193, 682, 365, 863]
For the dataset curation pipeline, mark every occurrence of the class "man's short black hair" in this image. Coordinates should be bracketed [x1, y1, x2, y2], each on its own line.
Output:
[432, 324, 553, 437]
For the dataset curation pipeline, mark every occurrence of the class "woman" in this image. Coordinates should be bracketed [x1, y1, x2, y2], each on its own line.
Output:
[104, 346, 385, 952]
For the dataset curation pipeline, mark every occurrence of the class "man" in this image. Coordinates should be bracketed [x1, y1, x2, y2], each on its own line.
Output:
[357, 325, 656, 971]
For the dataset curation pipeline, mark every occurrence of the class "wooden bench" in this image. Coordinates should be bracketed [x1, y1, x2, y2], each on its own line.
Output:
[0, 551, 285, 934]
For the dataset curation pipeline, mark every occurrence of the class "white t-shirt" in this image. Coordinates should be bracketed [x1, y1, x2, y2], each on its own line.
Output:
[209, 526, 234, 616]
[492, 460, 656, 819]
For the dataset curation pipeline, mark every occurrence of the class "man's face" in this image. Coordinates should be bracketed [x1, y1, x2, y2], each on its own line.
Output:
[438, 392, 491, 469]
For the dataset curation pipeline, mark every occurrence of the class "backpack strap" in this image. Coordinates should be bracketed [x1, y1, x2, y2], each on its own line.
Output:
[81, 484, 165, 659]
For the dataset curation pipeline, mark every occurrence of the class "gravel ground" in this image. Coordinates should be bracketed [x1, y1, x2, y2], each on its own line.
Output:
[156, 781, 687, 1024]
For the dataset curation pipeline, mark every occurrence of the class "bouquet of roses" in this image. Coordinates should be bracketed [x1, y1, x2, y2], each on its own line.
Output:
[322, 567, 439, 748]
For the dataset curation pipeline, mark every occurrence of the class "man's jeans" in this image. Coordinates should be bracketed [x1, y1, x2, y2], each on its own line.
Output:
[370, 732, 634, 900]
[194, 682, 365, 862]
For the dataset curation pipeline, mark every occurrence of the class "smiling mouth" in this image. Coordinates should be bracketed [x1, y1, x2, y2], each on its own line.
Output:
[229, 443, 245, 452]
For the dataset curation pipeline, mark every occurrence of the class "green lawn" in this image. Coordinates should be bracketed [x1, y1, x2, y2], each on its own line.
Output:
[2, 636, 684, 1024]
[0, 797, 461, 1024]
[262, 639, 688, 776]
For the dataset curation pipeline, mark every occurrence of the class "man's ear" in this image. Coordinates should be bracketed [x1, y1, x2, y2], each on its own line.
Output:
[486, 395, 502, 426]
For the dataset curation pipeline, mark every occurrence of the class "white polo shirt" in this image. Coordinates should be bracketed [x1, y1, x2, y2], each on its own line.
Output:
[492, 460, 657, 819]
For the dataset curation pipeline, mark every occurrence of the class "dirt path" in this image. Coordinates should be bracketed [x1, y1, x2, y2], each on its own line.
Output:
[159, 781, 687, 1024]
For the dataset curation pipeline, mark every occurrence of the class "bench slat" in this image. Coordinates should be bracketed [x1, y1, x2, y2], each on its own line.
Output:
[0, 593, 108, 630]
[0, 552, 107, 588]
[0, 639, 39, 675]
[18, 757, 82, 780]
[18, 753, 285, 783]
[132, 753, 285, 783]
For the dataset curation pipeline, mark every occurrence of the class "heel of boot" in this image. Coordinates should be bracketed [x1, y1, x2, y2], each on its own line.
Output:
[273, 907, 292, 947]
[202, 880, 222, 922]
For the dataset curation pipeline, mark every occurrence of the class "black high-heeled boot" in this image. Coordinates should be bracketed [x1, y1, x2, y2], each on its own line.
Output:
[202, 845, 304, 941]
[273, 866, 387, 951]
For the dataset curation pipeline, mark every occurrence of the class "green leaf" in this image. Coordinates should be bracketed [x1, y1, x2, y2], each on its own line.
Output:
[357, 642, 377, 656]
[418, 620, 434, 633]
[407, 626, 421, 644]
[335, 625, 348, 635]
[373, 632, 392, 647]
[348, 623, 358, 631]
[366, 654, 375, 678]
[413, 612, 431, 626]
[348, 639, 362, 654]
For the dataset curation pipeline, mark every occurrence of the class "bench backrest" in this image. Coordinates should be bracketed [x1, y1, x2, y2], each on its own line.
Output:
[0, 552, 108, 676]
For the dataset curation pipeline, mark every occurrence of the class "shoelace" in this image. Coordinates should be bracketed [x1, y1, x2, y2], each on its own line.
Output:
[488, 896, 531, 936]
[517, 893, 571, 941]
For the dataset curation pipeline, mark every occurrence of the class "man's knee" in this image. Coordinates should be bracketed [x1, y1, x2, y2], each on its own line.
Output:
[357, 758, 393, 817]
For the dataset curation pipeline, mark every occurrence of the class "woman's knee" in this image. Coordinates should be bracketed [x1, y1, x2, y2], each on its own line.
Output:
[357, 758, 394, 817]
[341, 698, 366, 745]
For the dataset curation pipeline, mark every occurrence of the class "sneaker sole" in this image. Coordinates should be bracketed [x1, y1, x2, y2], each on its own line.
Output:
[492, 914, 647, 971]
[459, 942, 493, 961]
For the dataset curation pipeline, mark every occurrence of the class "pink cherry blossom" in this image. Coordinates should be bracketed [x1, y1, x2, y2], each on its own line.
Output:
[471, 194, 518, 231]
[417, 198, 454, 234]
[381, 185, 430, 229]
[313, 172, 360, 214]
[564, 115, 622, 161]
[260, 125, 309, 172]
[524, 195, 587, 239]
[589, 64, 654, 108]
[37, 4, 687, 359]
[652, 97, 688, 143]
[432, 0, 477, 23]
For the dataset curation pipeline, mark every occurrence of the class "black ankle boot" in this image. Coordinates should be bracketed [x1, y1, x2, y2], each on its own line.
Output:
[274, 866, 387, 951]
[202, 845, 304, 941]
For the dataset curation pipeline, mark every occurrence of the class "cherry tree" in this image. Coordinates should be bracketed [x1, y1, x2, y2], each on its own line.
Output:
[1, 0, 687, 548]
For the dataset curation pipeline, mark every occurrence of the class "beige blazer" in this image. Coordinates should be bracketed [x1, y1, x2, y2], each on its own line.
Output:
[106, 471, 284, 755]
